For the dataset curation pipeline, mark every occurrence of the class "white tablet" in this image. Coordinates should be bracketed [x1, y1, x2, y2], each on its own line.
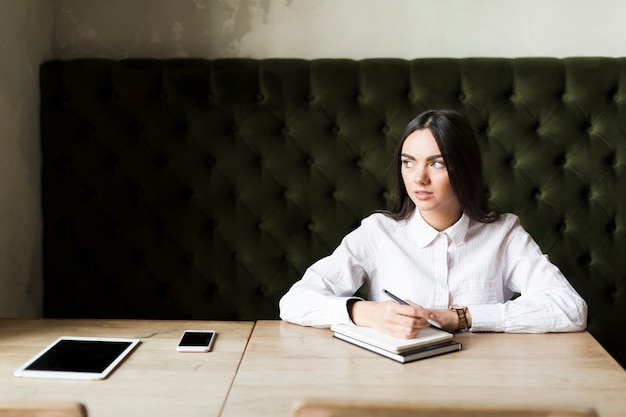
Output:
[13, 336, 141, 380]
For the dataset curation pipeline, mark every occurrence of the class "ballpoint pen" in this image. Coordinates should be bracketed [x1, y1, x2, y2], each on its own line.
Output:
[382, 288, 444, 329]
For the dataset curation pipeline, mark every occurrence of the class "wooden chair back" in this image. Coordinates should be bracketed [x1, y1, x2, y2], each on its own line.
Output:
[291, 399, 598, 417]
[0, 402, 87, 417]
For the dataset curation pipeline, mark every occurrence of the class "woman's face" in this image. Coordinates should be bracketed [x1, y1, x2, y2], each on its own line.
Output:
[400, 129, 462, 230]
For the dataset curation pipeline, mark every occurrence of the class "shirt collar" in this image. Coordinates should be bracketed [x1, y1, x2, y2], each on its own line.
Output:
[410, 210, 470, 248]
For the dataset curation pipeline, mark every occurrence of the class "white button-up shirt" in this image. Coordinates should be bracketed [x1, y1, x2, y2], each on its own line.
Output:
[279, 210, 588, 333]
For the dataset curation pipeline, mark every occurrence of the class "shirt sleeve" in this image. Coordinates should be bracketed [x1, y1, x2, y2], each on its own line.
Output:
[279, 219, 377, 327]
[469, 217, 588, 333]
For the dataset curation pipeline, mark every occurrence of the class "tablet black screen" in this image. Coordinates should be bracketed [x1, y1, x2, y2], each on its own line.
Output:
[25, 340, 133, 373]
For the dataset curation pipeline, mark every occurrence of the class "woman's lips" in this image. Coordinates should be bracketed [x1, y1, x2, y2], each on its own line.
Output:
[414, 190, 433, 200]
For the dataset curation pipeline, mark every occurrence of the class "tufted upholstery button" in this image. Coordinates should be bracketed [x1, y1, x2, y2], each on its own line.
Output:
[307, 157, 315, 166]
[180, 186, 194, 200]
[612, 92, 620, 102]
[203, 282, 219, 297]
[607, 283, 619, 300]
[257, 93, 265, 102]
[282, 126, 289, 135]
[155, 153, 168, 167]
[606, 154, 618, 168]
[80, 187, 95, 202]
[206, 219, 217, 231]
[156, 283, 171, 297]
[381, 124, 389, 134]
[606, 220, 617, 234]
[132, 251, 145, 265]
[79, 249, 96, 265]
[204, 155, 216, 167]
[55, 155, 72, 173]
[175, 121, 188, 134]
[507, 155, 516, 167]
[130, 121, 144, 135]
[106, 218, 120, 232]
[105, 153, 120, 167]
[332, 125, 340, 134]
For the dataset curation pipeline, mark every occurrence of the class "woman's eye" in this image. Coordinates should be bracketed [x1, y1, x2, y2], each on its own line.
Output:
[402, 159, 414, 168]
[431, 160, 445, 169]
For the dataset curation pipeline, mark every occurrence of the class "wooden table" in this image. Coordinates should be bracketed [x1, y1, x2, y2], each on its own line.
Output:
[2, 319, 625, 417]
[221, 320, 626, 417]
[0, 319, 254, 417]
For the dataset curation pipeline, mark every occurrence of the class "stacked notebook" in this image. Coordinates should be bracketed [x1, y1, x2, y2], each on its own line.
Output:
[331, 323, 461, 363]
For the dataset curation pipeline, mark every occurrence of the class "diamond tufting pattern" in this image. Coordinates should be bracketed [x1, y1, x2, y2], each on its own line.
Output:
[40, 58, 626, 367]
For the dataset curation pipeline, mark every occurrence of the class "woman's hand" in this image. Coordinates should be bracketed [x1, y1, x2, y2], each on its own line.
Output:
[349, 300, 432, 339]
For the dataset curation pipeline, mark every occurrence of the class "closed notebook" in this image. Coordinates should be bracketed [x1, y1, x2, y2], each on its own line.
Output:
[330, 323, 453, 354]
[333, 333, 462, 363]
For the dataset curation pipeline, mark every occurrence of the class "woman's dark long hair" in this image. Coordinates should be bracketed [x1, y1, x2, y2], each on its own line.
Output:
[384, 109, 499, 223]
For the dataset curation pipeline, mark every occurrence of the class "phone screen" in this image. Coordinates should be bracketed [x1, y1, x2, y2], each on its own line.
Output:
[177, 330, 216, 352]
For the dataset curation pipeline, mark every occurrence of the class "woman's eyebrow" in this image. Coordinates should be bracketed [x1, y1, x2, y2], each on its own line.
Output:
[401, 153, 442, 161]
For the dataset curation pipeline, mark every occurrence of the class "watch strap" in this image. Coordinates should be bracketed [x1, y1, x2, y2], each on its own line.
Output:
[450, 305, 469, 331]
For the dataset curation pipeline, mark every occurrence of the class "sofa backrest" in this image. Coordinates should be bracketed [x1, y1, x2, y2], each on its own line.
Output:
[40, 58, 625, 367]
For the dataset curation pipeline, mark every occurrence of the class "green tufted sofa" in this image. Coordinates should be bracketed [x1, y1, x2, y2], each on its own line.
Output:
[40, 58, 625, 368]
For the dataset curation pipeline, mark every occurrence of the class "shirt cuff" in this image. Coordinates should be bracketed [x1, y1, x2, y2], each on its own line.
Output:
[467, 303, 505, 332]
[326, 297, 363, 325]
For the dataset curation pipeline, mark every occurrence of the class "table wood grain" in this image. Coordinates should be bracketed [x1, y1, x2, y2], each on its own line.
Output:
[221, 320, 626, 417]
[0, 319, 254, 417]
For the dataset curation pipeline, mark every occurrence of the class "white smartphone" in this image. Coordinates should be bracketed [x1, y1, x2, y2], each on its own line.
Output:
[176, 330, 216, 352]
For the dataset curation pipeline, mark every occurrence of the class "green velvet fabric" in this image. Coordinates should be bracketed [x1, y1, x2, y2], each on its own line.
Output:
[40, 58, 625, 368]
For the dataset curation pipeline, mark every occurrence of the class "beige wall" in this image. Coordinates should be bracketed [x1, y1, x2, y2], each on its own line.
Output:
[0, 0, 53, 317]
[2, 0, 626, 317]
[54, 0, 626, 60]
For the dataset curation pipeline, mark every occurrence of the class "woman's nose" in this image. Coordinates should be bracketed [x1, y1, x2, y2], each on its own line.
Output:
[414, 167, 429, 184]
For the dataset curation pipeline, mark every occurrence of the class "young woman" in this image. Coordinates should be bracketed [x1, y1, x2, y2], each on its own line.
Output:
[279, 109, 587, 338]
